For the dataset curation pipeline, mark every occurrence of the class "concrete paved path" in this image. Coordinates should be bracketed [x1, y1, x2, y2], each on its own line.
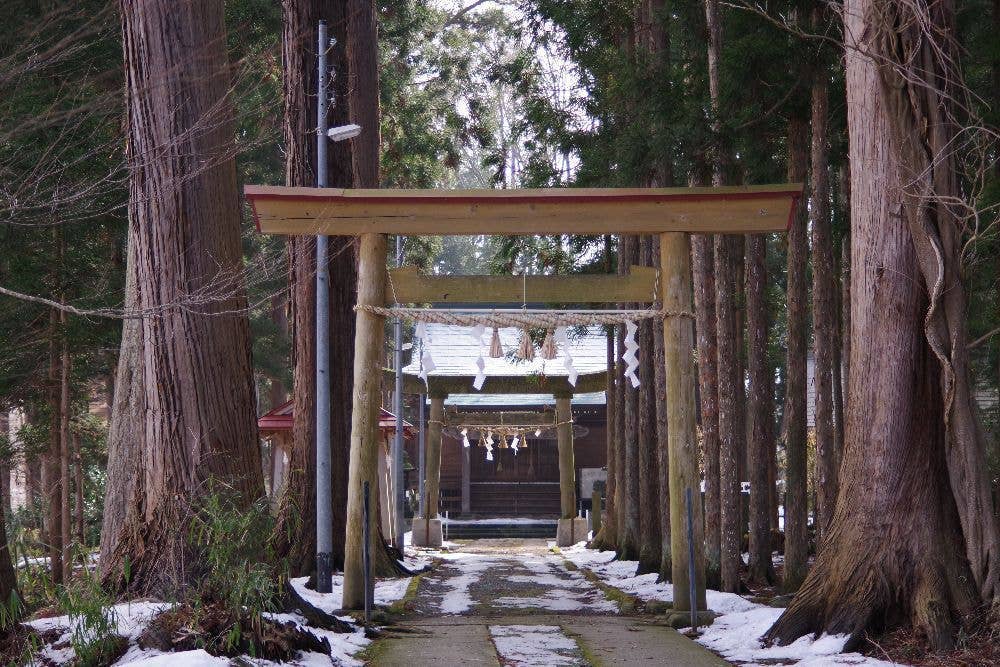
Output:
[370, 539, 729, 666]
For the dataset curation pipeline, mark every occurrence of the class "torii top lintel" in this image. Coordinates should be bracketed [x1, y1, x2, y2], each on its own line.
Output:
[245, 184, 802, 236]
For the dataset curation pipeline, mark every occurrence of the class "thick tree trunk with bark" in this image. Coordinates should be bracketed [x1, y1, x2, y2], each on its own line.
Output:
[618, 236, 641, 561]
[637, 236, 661, 575]
[74, 434, 84, 548]
[810, 56, 838, 541]
[783, 116, 810, 593]
[714, 234, 741, 593]
[59, 329, 70, 582]
[651, 235, 671, 581]
[746, 235, 775, 586]
[272, 0, 356, 578]
[0, 413, 9, 517]
[614, 319, 627, 546]
[767, 0, 998, 646]
[591, 237, 619, 551]
[873, 0, 1000, 603]
[45, 309, 62, 584]
[99, 0, 263, 597]
[692, 233, 720, 588]
[0, 507, 18, 624]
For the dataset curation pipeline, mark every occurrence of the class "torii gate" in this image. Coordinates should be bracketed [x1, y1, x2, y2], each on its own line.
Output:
[246, 184, 801, 613]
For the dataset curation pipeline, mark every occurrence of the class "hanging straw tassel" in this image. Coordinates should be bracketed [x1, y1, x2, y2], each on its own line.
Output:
[540, 329, 558, 359]
[489, 326, 503, 358]
[517, 328, 535, 361]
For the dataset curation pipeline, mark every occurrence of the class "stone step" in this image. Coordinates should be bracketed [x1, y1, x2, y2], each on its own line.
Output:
[442, 520, 559, 539]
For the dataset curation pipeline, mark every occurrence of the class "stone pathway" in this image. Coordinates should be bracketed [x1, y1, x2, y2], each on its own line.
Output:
[370, 539, 730, 666]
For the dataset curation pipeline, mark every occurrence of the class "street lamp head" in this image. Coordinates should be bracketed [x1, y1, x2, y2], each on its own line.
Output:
[327, 124, 361, 141]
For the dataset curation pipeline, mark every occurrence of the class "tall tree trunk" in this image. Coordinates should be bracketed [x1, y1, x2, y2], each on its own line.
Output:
[269, 293, 288, 409]
[692, 231, 720, 588]
[99, 0, 263, 597]
[714, 234, 741, 593]
[346, 0, 405, 578]
[0, 504, 19, 625]
[651, 236, 671, 581]
[0, 412, 9, 517]
[98, 234, 142, 580]
[783, 116, 810, 593]
[618, 236, 641, 561]
[45, 308, 62, 584]
[733, 240, 747, 540]
[637, 236, 660, 574]
[273, 0, 356, 578]
[74, 434, 84, 548]
[810, 55, 838, 542]
[592, 236, 619, 551]
[705, 0, 741, 588]
[59, 325, 70, 583]
[614, 319, 627, 547]
[767, 0, 998, 647]
[699, 0, 727, 593]
[839, 164, 851, 401]
[746, 235, 775, 586]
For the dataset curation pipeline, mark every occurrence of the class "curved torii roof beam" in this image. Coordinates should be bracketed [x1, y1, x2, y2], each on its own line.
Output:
[246, 184, 802, 236]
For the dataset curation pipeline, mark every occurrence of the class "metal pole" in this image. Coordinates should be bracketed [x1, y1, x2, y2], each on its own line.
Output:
[363, 481, 372, 625]
[315, 20, 333, 594]
[392, 236, 405, 552]
[418, 393, 426, 518]
[686, 487, 698, 632]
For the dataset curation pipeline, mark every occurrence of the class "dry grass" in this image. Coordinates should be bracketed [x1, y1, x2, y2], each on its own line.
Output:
[861, 602, 1000, 667]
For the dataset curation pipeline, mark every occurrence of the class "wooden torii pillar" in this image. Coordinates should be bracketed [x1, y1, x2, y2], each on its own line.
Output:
[413, 393, 445, 547]
[245, 183, 801, 612]
[342, 232, 387, 610]
[555, 392, 588, 546]
[661, 233, 707, 615]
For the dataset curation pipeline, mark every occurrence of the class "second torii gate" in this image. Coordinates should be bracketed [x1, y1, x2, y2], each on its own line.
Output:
[246, 184, 801, 614]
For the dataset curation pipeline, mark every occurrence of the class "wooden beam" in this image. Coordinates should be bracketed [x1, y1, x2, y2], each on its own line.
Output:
[385, 265, 658, 304]
[247, 184, 802, 236]
[444, 410, 557, 427]
[388, 369, 608, 395]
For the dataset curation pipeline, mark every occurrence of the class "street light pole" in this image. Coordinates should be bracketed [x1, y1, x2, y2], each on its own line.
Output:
[315, 20, 333, 594]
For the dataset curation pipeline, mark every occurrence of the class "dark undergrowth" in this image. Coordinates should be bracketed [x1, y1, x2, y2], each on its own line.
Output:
[860, 602, 1000, 667]
[138, 602, 329, 662]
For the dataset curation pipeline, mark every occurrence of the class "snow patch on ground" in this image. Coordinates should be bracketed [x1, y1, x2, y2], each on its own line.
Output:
[26, 601, 172, 666]
[489, 624, 583, 666]
[289, 570, 412, 612]
[560, 542, 901, 666]
[435, 554, 497, 614]
[494, 589, 618, 613]
[27, 567, 415, 666]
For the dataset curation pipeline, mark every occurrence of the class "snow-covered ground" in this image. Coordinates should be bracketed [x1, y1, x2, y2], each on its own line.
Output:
[409, 541, 617, 615]
[559, 542, 901, 667]
[24, 569, 416, 666]
[489, 624, 582, 666]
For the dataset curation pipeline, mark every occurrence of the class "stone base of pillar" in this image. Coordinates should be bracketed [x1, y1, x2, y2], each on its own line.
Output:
[411, 518, 443, 547]
[556, 517, 590, 547]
